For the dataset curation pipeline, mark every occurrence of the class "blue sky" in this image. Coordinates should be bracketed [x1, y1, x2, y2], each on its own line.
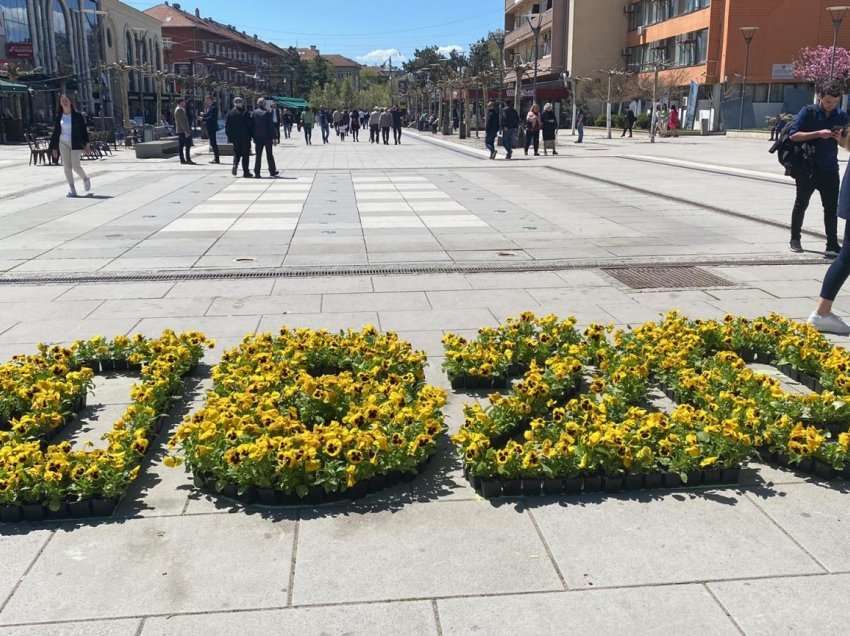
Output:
[133, 0, 502, 65]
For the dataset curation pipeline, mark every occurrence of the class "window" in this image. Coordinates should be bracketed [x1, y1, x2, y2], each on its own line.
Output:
[626, 28, 709, 72]
[627, 0, 710, 31]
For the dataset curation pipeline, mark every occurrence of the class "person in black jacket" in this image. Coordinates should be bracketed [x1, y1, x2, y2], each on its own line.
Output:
[49, 94, 91, 197]
[251, 98, 279, 178]
[226, 96, 253, 178]
[621, 107, 636, 138]
[501, 103, 519, 160]
[484, 102, 500, 160]
[202, 95, 220, 164]
[391, 106, 403, 144]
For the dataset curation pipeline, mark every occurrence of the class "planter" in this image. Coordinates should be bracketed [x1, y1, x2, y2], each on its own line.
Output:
[450, 375, 509, 390]
[99, 359, 114, 372]
[521, 479, 541, 495]
[583, 475, 602, 493]
[467, 473, 479, 491]
[346, 481, 369, 500]
[813, 460, 836, 480]
[67, 500, 92, 518]
[90, 498, 118, 517]
[603, 475, 624, 493]
[0, 505, 22, 523]
[480, 479, 501, 498]
[21, 503, 44, 522]
[797, 457, 814, 473]
[702, 469, 722, 484]
[720, 467, 741, 484]
[644, 472, 664, 489]
[256, 488, 278, 505]
[541, 478, 563, 495]
[663, 472, 683, 488]
[685, 471, 703, 486]
[563, 477, 582, 494]
[624, 473, 645, 491]
[45, 503, 70, 520]
[501, 479, 522, 496]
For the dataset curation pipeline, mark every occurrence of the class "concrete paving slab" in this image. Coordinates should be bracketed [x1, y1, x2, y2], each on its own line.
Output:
[293, 501, 562, 604]
[0, 531, 52, 607]
[141, 602, 437, 636]
[0, 618, 141, 635]
[528, 491, 823, 588]
[0, 514, 295, 623]
[708, 573, 850, 635]
[438, 584, 738, 636]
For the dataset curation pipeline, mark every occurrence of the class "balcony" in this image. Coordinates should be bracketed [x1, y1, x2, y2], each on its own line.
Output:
[504, 8, 553, 48]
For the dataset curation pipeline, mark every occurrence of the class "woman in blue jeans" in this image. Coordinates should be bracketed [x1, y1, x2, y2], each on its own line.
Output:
[810, 131, 850, 334]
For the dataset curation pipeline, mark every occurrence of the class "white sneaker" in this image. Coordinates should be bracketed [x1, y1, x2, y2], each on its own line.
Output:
[808, 311, 850, 336]
[83, 177, 91, 192]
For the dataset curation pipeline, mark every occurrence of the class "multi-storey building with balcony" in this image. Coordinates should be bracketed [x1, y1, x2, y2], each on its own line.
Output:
[624, 0, 850, 130]
[503, 0, 624, 122]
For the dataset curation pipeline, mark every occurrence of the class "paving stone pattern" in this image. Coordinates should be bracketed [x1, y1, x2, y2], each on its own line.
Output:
[0, 135, 848, 634]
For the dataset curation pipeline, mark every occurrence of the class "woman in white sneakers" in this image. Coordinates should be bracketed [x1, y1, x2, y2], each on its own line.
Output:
[49, 95, 91, 198]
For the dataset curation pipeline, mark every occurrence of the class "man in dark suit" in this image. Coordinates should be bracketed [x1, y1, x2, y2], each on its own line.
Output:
[251, 98, 279, 178]
[225, 96, 253, 178]
[202, 95, 220, 164]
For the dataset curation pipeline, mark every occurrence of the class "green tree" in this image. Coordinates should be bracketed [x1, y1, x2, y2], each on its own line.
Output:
[339, 78, 355, 108]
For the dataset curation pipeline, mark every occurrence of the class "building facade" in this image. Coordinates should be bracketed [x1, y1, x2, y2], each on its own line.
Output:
[625, 0, 850, 130]
[503, 0, 624, 122]
[298, 46, 361, 89]
[145, 2, 284, 122]
[0, 0, 104, 123]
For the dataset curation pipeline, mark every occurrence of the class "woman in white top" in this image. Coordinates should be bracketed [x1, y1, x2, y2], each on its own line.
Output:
[48, 95, 91, 197]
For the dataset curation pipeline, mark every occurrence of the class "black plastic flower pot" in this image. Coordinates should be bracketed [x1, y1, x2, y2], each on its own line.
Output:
[218, 483, 238, 499]
[44, 503, 69, 520]
[773, 453, 789, 467]
[663, 472, 683, 488]
[624, 473, 645, 491]
[90, 498, 117, 517]
[113, 359, 128, 372]
[347, 481, 369, 500]
[738, 349, 756, 363]
[583, 475, 602, 492]
[400, 470, 417, 483]
[303, 486, 329, 505]
[370, 473, 387, 491]
[541, 478, 563, 495]
[702, 469, 722, 484]
[68, 500, 92, 518]
[685, 471, 703, 486]
[100, 359, 114, 372]
[843, 465, 850, 480]
[800, 373, 818, 391]
[759, 448, 776, 464]
[797, 458, 814, 474]
[22, 504, 44, 522]
[720, 468, 741, 484]
[501, 479, 522, 496]
[521, 478, 541, 496]
[256, 488, 277, 505]
[192, 473, 209, 490]
[0, 504, 22, 523]
[563, 477, 582, 494]
[603, 475, 623, 493]
[644, 472, 663, 489]
[467, 473, 479, 491]
[814, 460, 836, 480]
[480, 479, 501, 498]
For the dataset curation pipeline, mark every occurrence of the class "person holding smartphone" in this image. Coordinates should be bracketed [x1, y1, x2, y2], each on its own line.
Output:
[788, 81, 849, 258]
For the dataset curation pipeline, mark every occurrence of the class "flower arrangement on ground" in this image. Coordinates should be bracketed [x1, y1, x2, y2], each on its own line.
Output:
[0, 331, 211, 520]
[168, 326, 447, 502]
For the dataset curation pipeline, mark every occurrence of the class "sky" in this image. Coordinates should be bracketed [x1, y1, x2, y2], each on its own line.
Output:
[129, 0, 502, 66]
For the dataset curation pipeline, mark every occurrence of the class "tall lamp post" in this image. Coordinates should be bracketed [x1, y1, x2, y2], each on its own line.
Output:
[738, 26, 759, 131]
[524, 12, 542, 105]
[828, 6, 850, 78]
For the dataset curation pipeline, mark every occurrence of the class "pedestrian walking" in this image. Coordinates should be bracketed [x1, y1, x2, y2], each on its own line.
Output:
[541, 102, 558, 156]
[301, 108, 315, 145]
[202, 95, 220, 163]
[379, 108, 392, 145]
[49, 94, 92, 198]
[524, 104, 541, 156]
[668, 105, 680, 138]
[622, 107, 636, 138]
[369, 107, 381, 143]
[788, 81, 848, 257]
[282, 108, 293, 139]
[502, 103, 519, 160]
[391, 105, 403, 144]
[350, 109, 360, 142]
[575, 107, 585, 144]
[484, 101, 500, 160]
[225, 96, 253, 178]
[174, 98, 195, 164]
[251, 98, 279, 178]
[340, 110, 349, 141]
[319, 108, 331, 144]
[271, 103, 281, 145]
[807, 127, 850, 333]
[332, 109, 342, 137]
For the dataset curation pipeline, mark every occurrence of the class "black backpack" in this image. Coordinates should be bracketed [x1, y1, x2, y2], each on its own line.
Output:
[769, 106, 816, 178]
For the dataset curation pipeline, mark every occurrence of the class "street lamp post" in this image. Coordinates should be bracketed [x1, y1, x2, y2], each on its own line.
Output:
[525, 13, 542, 105]
[828, 6, 850, 78]
[738, 26, 759, 131]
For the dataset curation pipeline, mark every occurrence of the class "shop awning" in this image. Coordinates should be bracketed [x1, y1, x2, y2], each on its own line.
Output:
[0, 79, 29, 94]
[271, 96, 309, 109]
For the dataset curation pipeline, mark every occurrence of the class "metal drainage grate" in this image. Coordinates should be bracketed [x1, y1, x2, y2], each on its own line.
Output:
[602, 266, 734, 290]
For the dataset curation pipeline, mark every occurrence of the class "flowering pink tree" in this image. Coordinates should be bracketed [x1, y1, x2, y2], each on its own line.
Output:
[794, 46, 850, 89]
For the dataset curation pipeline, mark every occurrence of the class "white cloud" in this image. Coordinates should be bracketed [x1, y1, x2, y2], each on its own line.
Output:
[356, 48, 407, 66]
[437, 45, 465, 57]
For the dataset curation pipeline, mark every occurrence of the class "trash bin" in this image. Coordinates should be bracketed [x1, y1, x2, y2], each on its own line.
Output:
[142, 124, 154, 142]
[700, 118, 709, 135]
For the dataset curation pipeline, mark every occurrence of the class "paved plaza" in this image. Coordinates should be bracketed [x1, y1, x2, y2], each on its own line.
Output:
[0, 131, 849, 635]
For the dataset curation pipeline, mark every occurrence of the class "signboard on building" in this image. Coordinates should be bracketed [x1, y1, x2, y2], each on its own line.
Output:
[772, 64, 795, 81]
[6, 43, 33, 59]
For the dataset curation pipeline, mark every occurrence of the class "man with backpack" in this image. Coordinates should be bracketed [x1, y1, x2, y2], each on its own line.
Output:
[784, 81, 849, 257]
